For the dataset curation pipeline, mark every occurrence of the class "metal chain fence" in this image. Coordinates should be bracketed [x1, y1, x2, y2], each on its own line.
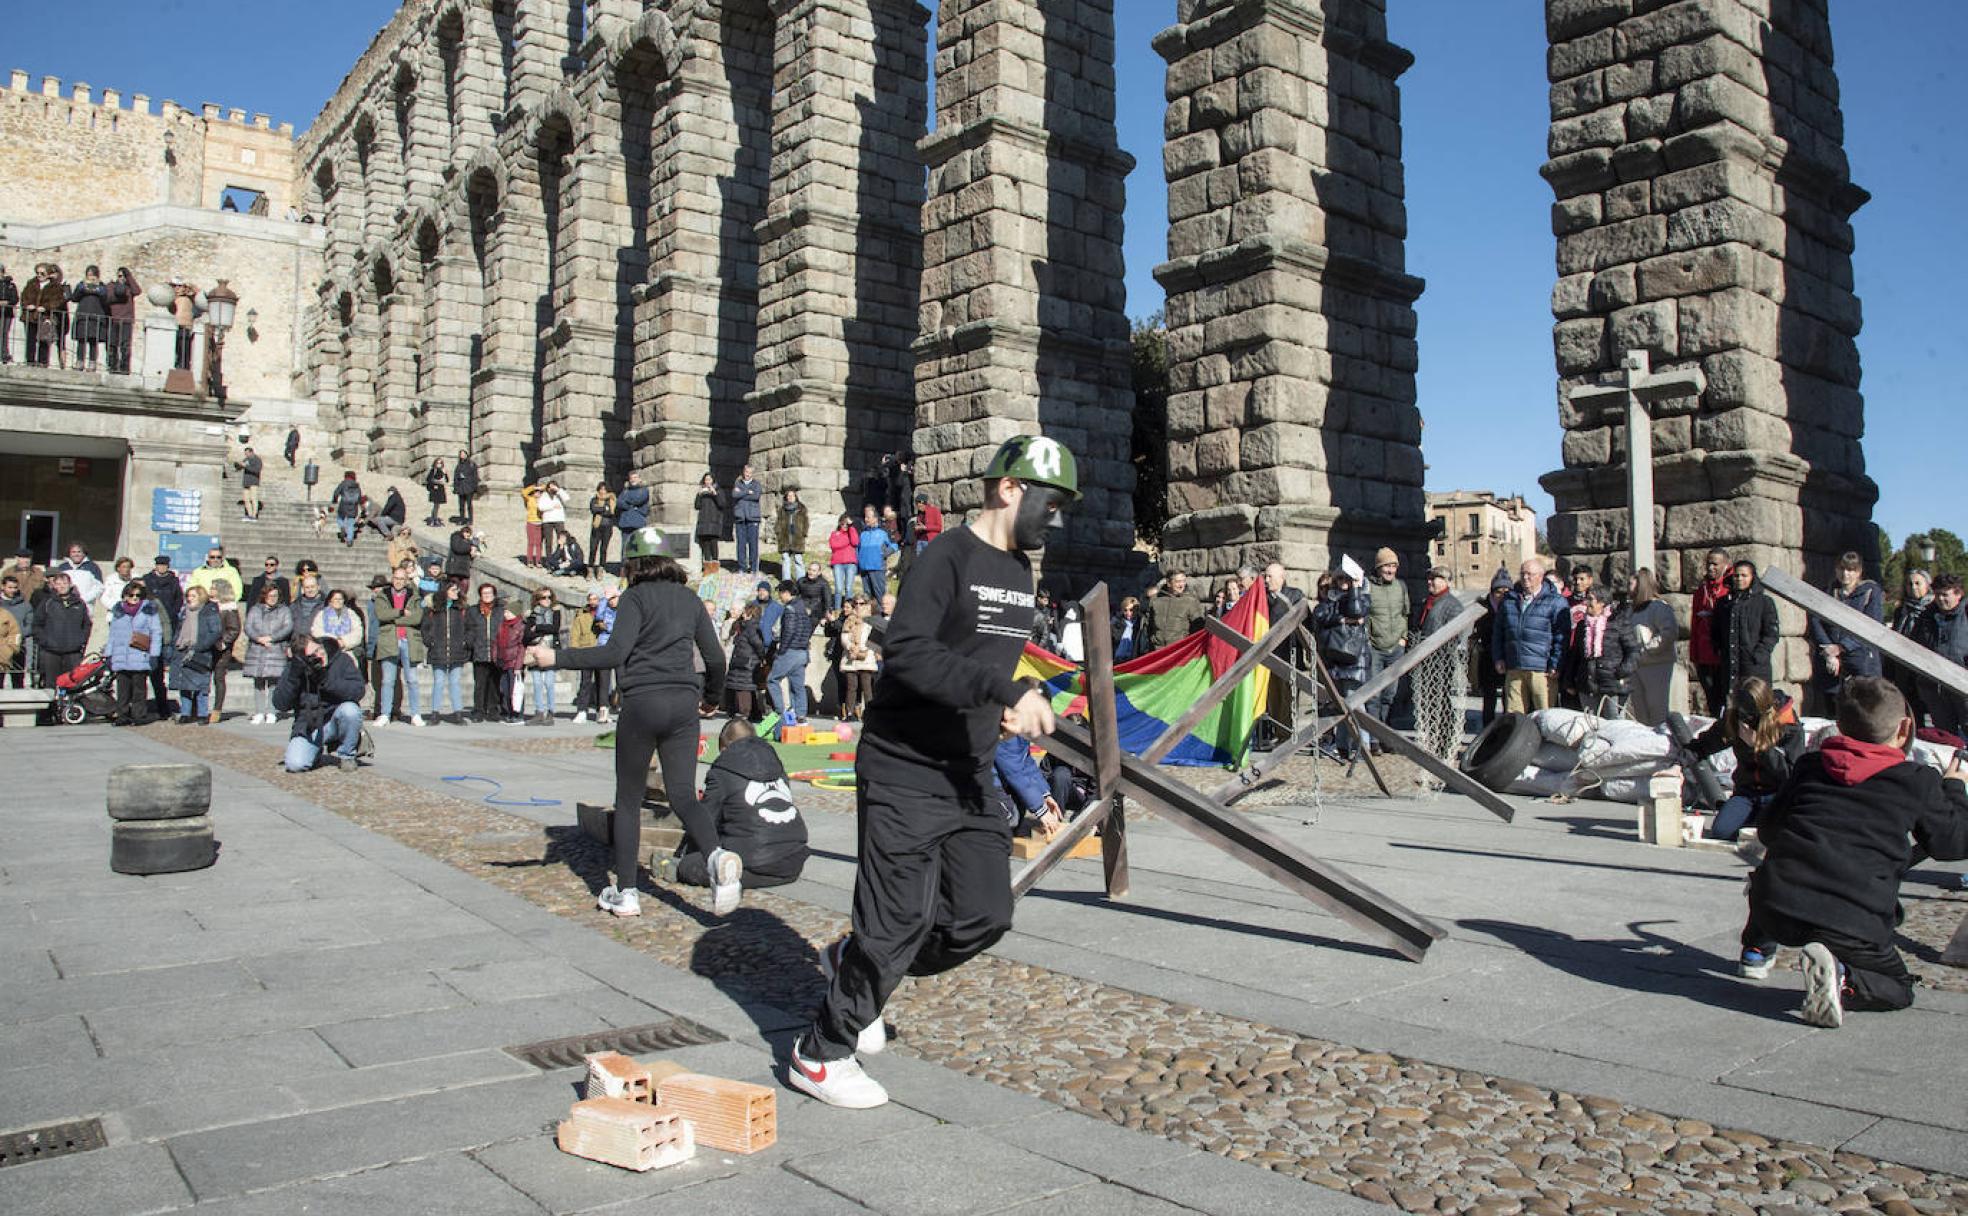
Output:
[1406, 640, 1471, 798]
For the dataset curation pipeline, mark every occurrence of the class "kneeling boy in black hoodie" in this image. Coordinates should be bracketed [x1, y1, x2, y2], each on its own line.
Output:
[1739, 676, 1968, 1027]
[668, 718, 809, 888]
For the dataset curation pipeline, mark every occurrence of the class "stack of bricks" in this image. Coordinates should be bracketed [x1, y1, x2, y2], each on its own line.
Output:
[911, 0, 1139, 589]
[1539, 0, 1875, 690]
[1153, 0, 1430, 587]
[556, 1052, 777, 1172]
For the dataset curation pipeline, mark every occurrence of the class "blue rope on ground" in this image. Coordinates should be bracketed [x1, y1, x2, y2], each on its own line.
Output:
[441, 775, 562, 807]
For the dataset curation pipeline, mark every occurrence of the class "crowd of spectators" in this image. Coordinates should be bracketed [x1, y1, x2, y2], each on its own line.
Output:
[0, 263, 212, 375]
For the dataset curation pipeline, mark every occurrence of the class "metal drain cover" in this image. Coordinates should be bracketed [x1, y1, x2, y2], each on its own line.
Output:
[0, 1117, 107, 1169]
[504, 1018, 724, 1069]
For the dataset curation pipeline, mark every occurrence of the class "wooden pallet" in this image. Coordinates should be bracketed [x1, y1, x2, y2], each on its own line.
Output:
[655, 1072, 777, 1154]
[556, 1098, 694, 1171]
[1011, 832, 1099, 861]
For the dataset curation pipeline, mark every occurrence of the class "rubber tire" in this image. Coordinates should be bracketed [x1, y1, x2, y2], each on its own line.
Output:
[59, 701, 87, 726]
[111, 816, 219, 875]
[107, 764, 213, 821]
[1460, 712, 1542, 793]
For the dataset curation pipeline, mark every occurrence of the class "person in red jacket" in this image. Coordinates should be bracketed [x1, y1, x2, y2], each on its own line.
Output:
[493, 604, 527, 724]
[1691, 548, 1731, 714]
[912, 491, 943, 553]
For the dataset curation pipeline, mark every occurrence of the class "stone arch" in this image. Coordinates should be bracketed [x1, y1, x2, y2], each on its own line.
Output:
[349, 111, 391, 248]
[605, 8, 679, 80]
[332, 283, 377, 469]
[367, 251, 421, 472]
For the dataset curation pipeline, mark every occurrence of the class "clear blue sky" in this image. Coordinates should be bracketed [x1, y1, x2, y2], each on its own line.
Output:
[15, 0, 1959, 545]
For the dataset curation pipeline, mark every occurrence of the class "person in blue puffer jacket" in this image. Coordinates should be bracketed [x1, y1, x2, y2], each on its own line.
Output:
[105, 581, 163, 725]
[854, 504, 898, 602]
[1491, 557, 1569, 713]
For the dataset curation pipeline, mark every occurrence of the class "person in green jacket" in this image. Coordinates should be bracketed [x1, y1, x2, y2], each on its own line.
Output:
[1364, 547, 1410, 735]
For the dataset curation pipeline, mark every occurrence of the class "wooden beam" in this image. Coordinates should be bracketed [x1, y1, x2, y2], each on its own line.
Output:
[1137, 597, 1310, 765]
[1207, 715, 1341, 804]
[1349, 711, 1516, 822]
[1038, 721, 1447, 961]
[1076, 584, 1128, 898]
[1344, 599, 1487, 713]
[1009, 794, 1114, 898]
[1203, 615, 1316, 699]
[1761, 568, 1968, 701]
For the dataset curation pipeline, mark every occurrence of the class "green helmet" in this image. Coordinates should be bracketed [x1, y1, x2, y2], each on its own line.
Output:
[981, 434, 1081, 501]
[621, 526, 668, 560]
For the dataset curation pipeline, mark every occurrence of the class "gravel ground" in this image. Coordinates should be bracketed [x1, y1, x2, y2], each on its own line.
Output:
[151, 724, 1968, 1215]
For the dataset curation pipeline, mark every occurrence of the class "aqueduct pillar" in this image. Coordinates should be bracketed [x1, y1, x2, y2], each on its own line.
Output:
[1153, 0, 1430, 585]
[912, 0, 1138, 586]
[1541, 0, 1874, 690]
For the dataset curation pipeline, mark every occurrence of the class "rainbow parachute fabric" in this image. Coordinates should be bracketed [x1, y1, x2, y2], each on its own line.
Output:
[1014, 583, 1273, 767]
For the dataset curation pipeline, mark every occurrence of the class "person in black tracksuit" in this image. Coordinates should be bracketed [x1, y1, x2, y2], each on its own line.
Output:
[668, 719, 809, 888]
[532, 547, 726, 919]
[790, 434, 1080, 1110]
[1738, 677, 1968, 1026]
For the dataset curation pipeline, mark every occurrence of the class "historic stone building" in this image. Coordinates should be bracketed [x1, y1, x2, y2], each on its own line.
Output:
[279, 0, 1874, 615]
[295, 0, 1136, 577]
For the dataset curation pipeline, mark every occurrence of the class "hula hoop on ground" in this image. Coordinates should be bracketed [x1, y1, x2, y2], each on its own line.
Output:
[811, 775, 858, 791]
[788, 766, 855, 783]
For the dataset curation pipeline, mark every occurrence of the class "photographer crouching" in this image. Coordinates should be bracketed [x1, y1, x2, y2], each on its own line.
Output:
[273, 635, 371, 772]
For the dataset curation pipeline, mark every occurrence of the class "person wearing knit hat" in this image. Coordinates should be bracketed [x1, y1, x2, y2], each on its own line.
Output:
[1363, 547, 1410, 738]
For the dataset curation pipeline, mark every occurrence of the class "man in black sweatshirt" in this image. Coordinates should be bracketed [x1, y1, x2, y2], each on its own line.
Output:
[1738, 677, 1968, 1027]
[789, 434, 1078, 1110]
[666, 718, 809, 888]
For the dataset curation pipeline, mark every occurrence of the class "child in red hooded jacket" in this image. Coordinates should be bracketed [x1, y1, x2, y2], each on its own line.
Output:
[1738, 677, 1968, 1027]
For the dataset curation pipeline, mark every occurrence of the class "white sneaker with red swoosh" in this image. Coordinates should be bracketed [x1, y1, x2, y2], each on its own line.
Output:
[787, 1035, 888, 1109]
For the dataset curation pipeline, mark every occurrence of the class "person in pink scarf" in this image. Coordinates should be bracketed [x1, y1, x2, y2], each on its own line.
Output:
[1559, 585, 1638, 719]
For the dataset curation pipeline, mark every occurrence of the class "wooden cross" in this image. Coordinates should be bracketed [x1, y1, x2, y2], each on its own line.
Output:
[1567, 349, 1705, 576]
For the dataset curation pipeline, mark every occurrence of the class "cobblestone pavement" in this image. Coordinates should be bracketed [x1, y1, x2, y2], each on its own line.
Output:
[150, 724, 1968, 1216]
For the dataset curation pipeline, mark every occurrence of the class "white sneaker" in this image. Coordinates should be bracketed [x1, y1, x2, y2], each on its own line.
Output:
[820, 936, 888, 1055]
[596, 885, 641, 917]
[709, 848, 743, 916]
[572, 711, 588, 724]
[1800, 942, 1844, 1029]
[410, 715, 426, 727]
[597, 711, 611, 725]
[787, 1035, 888, 1109]
[372, 718, 390, 729]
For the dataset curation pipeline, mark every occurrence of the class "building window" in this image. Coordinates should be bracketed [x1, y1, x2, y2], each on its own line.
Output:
[1469, 540, 1480, 555]
[1467, 512, 1481, 534]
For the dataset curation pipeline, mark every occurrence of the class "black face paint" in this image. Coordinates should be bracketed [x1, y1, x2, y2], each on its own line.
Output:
[1013, 485, 1070, 551]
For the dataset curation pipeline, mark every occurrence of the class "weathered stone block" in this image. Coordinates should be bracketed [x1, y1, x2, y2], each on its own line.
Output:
[1552, 195, 1603, 235]
[1555, 214, 1667, 274]
[1665, 198, 1783, 255]
[1677, 287, 1779, 358]
[1588, 264, 1638, 311]
[1554, 317, 1609, 374]
[1610, 298, 1678, 359]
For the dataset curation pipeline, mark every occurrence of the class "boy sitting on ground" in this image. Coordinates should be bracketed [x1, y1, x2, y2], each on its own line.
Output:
[1738, 676, 1968, 1027]
[664, 718, 809, 889]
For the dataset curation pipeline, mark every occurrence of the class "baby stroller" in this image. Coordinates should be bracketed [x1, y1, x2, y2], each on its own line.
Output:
[53, 654, 117, 725]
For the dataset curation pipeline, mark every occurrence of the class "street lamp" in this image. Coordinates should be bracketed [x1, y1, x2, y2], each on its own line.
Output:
[1917, 534, 1937, 566]
[205, 280, 239, 404]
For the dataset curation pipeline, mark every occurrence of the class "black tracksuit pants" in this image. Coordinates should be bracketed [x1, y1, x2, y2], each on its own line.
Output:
[1742, 904, 1915, 1012]
[805, 779, 1013, 1061]
[610, 688, 716, 890]
[673, 843, 801, 889]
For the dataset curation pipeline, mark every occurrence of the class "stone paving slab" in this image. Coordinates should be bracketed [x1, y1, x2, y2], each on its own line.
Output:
[0, 1143, 193, 1216]
[5, 722, 1966, 1213]
[782, 1124, 1093, 1216]
[184, 1153, 542, 1216]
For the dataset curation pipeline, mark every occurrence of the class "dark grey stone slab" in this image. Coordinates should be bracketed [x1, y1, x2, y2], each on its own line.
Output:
[186, 1151, 542, 1215]
[1721, 1007, 1968, 1131]
[0, 1013, 99, 1072]
[0, 1028, 348, 1131]
[241, 930, 539, 989]
[604, 1168, 875, 1214]
[85, 971, 465, 1056]
[118, 1083, 307, 1142]
[282, 1046, 541, 1112]
[785, 1124, 1089, 1216]
[1839, 1117, 1968, 1176]
[310, 989, 668, 1068]
[873, 1052, 1063, 1128]
[435, 956, 607, 1004]
[0, 1143, 192, 1216]
[1114, 1149, 1390, 1215]
[49, 918, 381, 977]
[474, 1132, 740, 1213]
[984, 1109, 1201, 1180]
[165, 1073, 574, 1200]
[993, 1182, 1202, 1214]
[2, 959, 257, 1025]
